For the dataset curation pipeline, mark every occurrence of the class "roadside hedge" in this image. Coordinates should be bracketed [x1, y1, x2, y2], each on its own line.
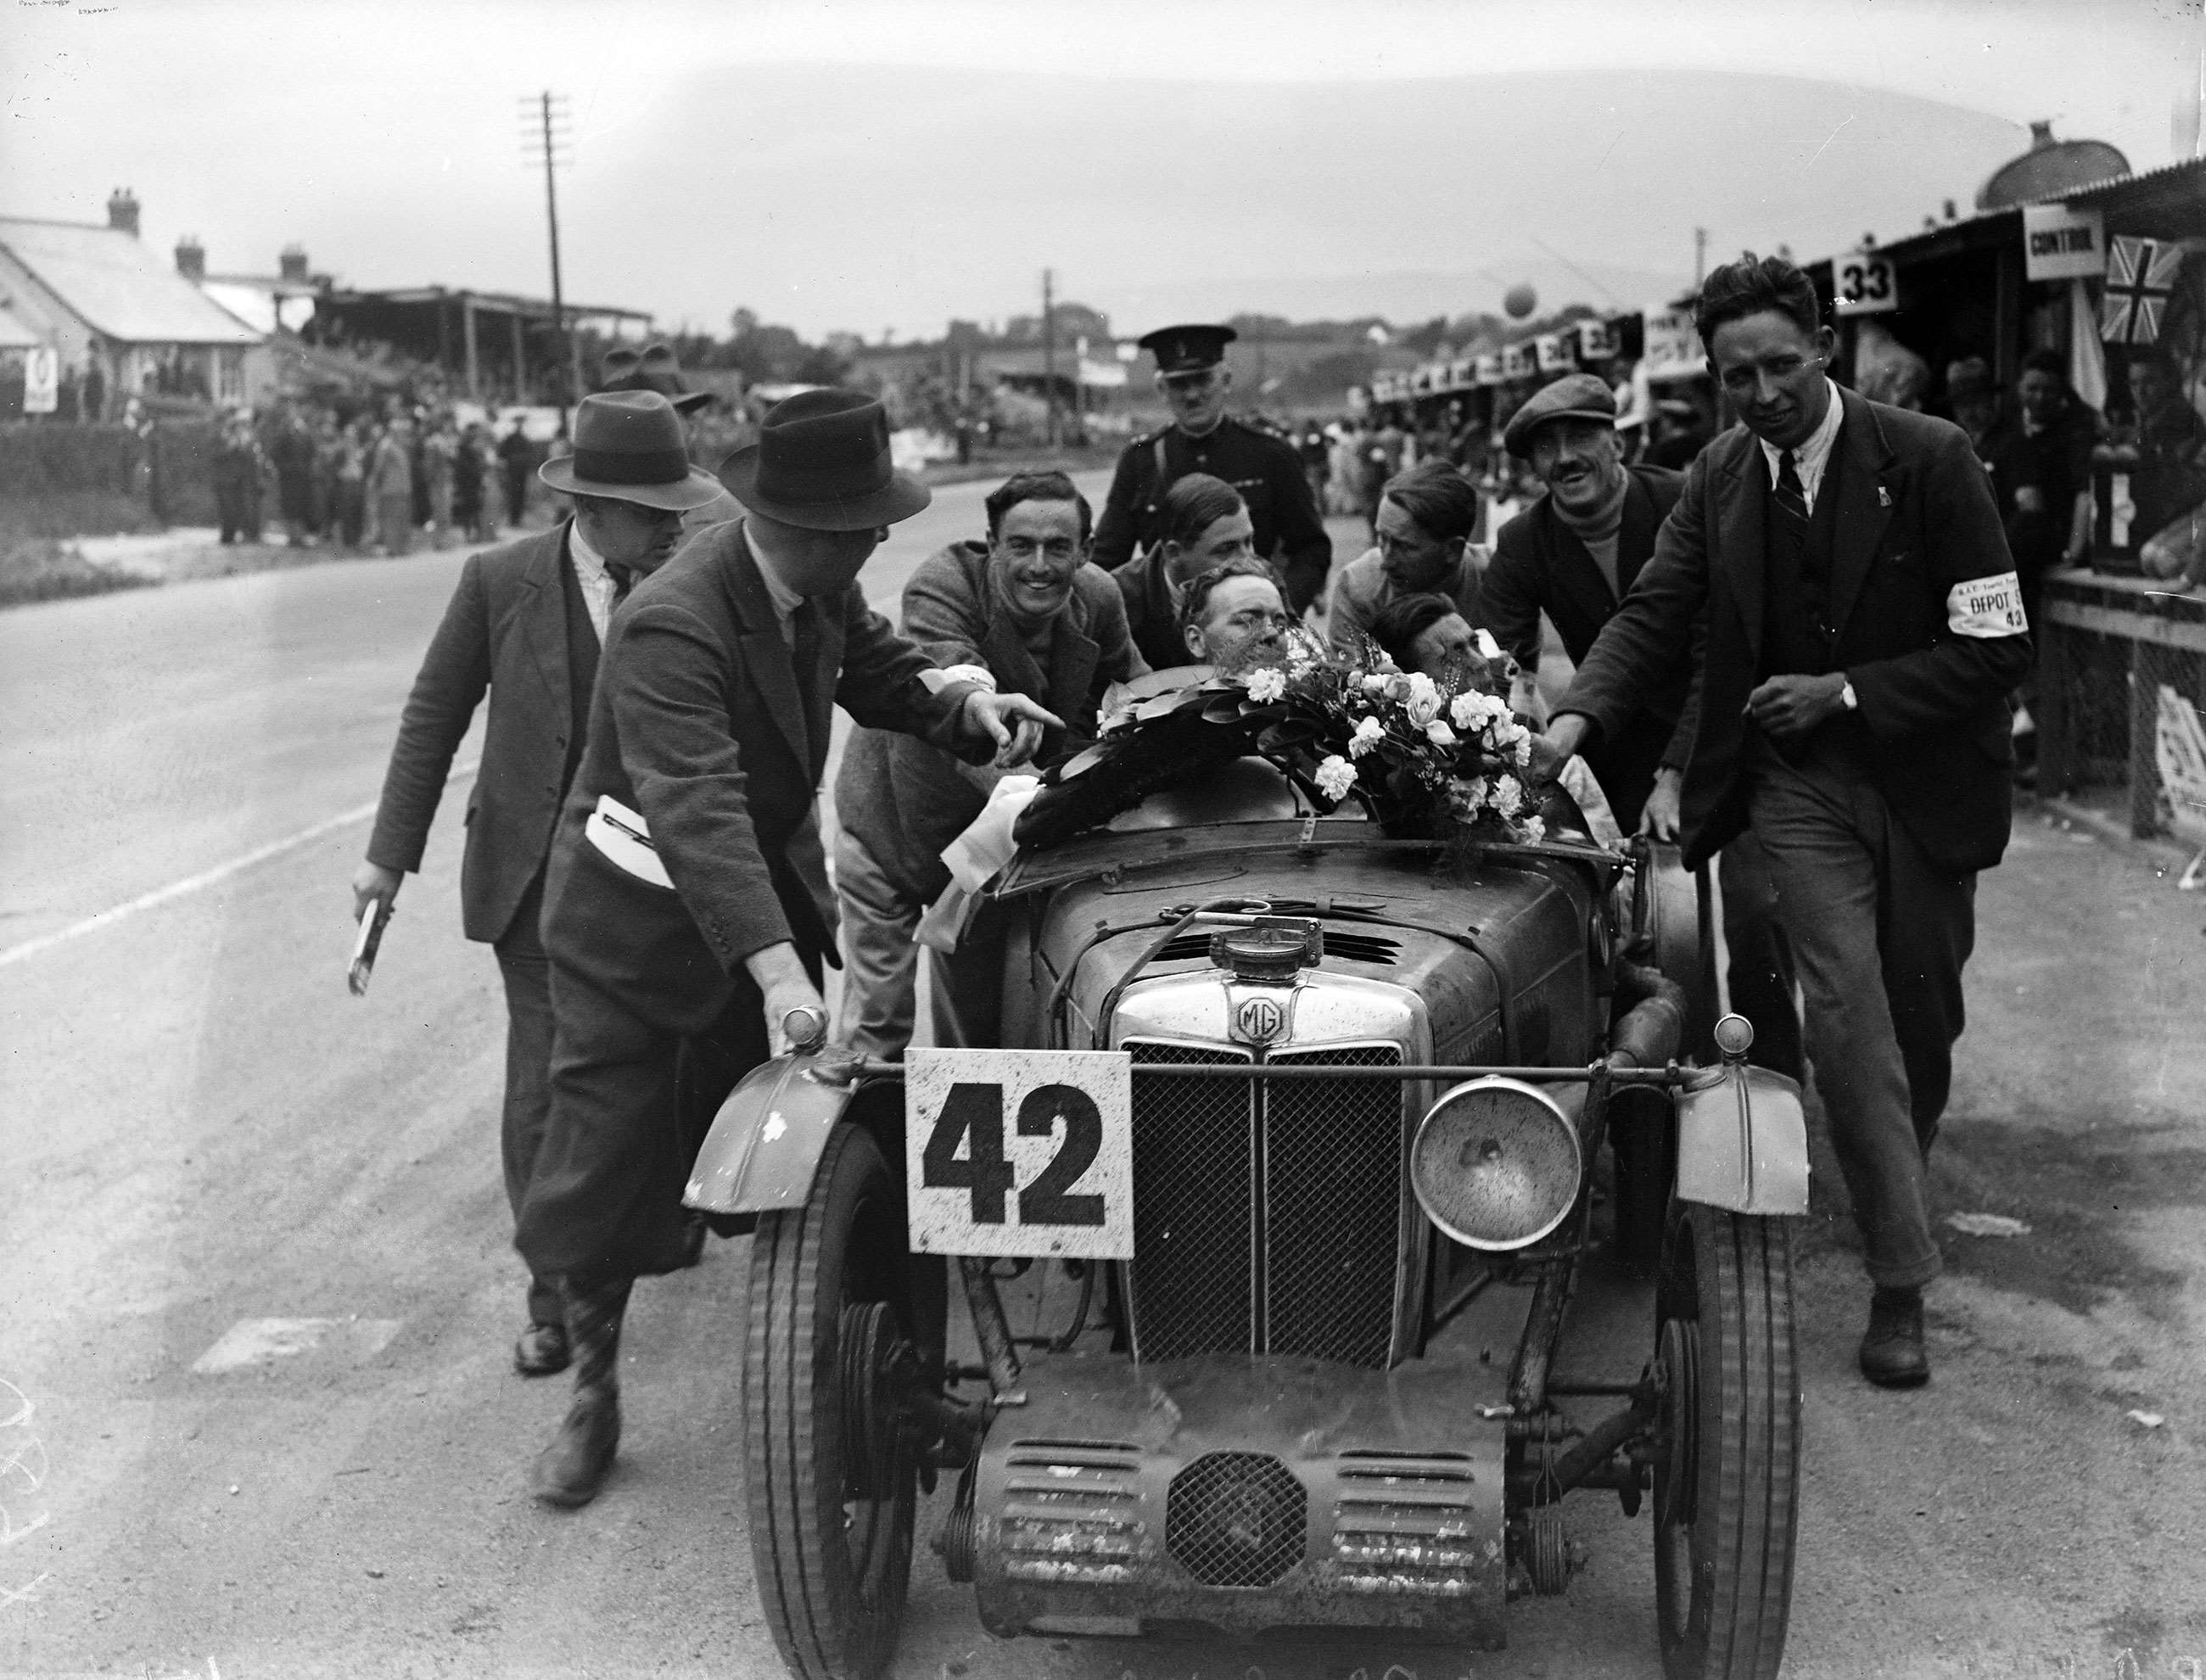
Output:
[0, 420, 219, 527]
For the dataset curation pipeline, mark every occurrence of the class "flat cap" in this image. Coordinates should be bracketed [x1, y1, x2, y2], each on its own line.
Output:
[1138, 322, 1236, 376]
[1503, 372, 1618, 457]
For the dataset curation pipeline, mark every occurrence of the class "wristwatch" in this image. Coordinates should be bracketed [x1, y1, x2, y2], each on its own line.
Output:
[1839, 678, 1858, 712]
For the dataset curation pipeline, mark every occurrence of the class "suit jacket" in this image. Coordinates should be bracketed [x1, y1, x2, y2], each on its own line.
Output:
[540, 518, 983, 1033]
[1483, 466, 1690, 826]
[837, 541, 1144, 901]
[367, 524, 585, 944]
[1559, 389, 2031, 874]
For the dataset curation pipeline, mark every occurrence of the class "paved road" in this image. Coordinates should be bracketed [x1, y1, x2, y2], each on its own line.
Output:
[1, 486, 2201, 1679]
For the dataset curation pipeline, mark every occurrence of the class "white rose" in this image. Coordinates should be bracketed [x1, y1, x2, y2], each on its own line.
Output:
[1361, 673, 1388, 695]
[1313, 754, 1358, 800]
[1348, 716, 1386, 759]
[1403, 672, 1442, 727]
[1425, 719, 1457, 748]
[1246, 667, 1287, 703]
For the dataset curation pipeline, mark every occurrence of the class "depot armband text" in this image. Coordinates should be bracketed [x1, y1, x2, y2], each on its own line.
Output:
[1946, 572, 2029, 638]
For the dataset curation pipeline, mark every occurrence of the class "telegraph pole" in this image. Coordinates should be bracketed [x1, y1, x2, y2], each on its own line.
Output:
[1041, 267, 1058, 447]
[1693, 226, 1709, 288]
[520, 92, 578, 428]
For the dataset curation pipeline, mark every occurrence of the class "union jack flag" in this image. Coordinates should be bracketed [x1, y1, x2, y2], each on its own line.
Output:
[2100, 234, 2187, 344]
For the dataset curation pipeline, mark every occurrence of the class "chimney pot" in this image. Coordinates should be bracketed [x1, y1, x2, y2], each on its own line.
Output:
[174, 236, 205, 281]
[2030, 120, 2056, 148]
[106, 188, 141, 236]
[278, 244, 309, 283]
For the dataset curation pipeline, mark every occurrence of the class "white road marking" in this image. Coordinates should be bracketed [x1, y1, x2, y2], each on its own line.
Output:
[191, 1318, 402, 1375]
[0, 759, 479, 971]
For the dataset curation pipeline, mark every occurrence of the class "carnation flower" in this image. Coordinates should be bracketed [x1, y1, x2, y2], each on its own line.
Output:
[1313, 754, 1358, 800]
[1425, 719, 1457, 748]
[1492, 717, 1529, 749]
[1348, 716, 1386, 758]
[1518, 815, 1547, 843]
[1451, 690, 1504, 731]
[1492, 774, 1525, 817]
[1245, 667, 1287, 703]
[1513, 736, 1533, 769]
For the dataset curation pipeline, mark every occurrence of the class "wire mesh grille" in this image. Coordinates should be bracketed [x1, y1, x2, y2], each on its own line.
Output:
[1264, 1045, 1404, 1368]
[1126, 1041, 1254, 1361]
[1166, 1452, 1307, 1587]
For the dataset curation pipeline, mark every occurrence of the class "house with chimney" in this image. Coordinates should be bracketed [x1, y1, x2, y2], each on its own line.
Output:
[0, 189, 269, 417]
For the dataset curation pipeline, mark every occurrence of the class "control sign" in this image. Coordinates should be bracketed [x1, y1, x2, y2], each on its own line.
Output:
[905, 1049, 1134, 1258]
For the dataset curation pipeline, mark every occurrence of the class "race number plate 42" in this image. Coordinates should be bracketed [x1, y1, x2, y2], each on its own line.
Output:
[904, 1049, 1134, 1258]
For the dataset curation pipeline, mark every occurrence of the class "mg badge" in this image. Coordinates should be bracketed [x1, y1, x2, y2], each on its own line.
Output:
[1235, 994, 1286, 1044]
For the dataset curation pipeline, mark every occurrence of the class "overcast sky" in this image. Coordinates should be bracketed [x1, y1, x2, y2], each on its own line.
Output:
[4, 0, 2200, 340]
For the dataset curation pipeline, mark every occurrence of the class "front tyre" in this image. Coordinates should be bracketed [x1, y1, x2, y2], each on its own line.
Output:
[745, 1124, 916, 1680]
[1652, 1202, 1800, 1680]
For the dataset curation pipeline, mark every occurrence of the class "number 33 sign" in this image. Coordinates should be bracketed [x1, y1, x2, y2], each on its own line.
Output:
[904, 1050, 1134, 1257]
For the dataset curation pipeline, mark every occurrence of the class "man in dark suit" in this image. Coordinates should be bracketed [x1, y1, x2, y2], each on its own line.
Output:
[834, 469, 1144, 1057]
[1090, 323, 1335, 613]
[1484, 373, 1800, 1084]
[515, 390, 1061, 1508]
[352, 391, 726, 1379]
[1543, 255, 2030, 1387]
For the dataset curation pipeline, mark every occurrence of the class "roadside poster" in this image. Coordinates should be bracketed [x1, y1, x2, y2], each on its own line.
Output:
[2023, 203, 2107, 282]
[1535, 333, 1573, 372]
[1502, 343, 1536, 380]
[1641, 309, 1702, 378]
[1576, 319, 1617, 360]
[1475, 353, 1503, 386]
[22, 347, 59, 414]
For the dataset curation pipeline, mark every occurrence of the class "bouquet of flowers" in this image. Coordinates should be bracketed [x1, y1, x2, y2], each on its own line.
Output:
[1014, 626, 1559, 850]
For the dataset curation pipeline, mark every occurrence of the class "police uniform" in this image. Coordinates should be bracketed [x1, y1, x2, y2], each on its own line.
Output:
[1091, 324, 1333, 613]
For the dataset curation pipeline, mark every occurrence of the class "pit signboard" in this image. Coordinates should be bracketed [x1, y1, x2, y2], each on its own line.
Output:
[2023, 204, 2106, 282]
[905, 1049, 1134, 1258]
[1830, 252, 1897, 316]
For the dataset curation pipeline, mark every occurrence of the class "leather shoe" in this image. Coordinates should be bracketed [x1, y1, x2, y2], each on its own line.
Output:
[529, 1390, 620, 1508]
[513, 1320, 570, 1377]
[1858, 1286, 1929, 1388]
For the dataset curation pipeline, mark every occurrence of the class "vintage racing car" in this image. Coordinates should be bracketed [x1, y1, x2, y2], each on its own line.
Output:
[688, 747, 1810, 1680]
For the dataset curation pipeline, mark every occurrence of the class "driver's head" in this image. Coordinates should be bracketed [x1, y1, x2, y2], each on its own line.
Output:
[1179, 557, 1293, 674]
[1368, 591, 1491, 688]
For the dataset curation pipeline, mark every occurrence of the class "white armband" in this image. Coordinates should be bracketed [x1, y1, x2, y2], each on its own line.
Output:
[1946, 572, 2029, 638]
[918, 662, 999, 695]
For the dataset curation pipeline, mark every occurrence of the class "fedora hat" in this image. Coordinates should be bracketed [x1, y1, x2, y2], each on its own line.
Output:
[538, 390, 726, 511]
[597, 340, 713, 414]
[717, 389, 930, 531]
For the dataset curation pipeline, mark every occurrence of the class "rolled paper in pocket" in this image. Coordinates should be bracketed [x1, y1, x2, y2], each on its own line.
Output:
[585, 793, 675, 889]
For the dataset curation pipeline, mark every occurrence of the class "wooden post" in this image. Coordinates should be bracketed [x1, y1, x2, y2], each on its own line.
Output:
[510, 311, 525, 402]
[462, 294, 480, 398]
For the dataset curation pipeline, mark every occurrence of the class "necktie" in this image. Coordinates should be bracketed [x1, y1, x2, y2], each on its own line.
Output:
[1773, 450, 1809, 523]
[607, 563, 635, 606]
[791, 597, 828, 763]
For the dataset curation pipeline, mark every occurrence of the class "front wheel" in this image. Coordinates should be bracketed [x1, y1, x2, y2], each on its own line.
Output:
[745, 1124, 917, 1680]
[1651, 1202, 1800, 1680]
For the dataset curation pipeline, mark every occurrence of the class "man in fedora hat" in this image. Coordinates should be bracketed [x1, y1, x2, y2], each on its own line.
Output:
[1091, 322, 1334, 614]
[596, 341, 744, 539]
[515, 388, 1061, 1509]
[351, 390, 725, 1380]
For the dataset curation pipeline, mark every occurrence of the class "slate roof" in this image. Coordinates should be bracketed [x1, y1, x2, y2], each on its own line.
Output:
[0, 216, 262, 344]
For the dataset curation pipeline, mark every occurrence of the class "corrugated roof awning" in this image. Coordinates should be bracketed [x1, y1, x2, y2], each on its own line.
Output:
[318, 285, 650, 322]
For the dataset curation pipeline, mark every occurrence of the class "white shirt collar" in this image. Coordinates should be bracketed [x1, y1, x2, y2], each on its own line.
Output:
[742, 523, 806, 629]
[1757, 378, 1845, 512]
[567, 515, 610, 587]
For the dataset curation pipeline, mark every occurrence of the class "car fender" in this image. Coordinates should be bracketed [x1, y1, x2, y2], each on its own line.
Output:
[1675, 1061, 1811, 1217]
[684, 1051, 882, 1218]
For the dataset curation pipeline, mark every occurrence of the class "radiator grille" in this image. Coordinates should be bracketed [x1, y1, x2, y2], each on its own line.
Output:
[1126, 1041, 1254, 1360]
[1167, 1452, 1307, 1588]
[1331, 1452, 1490, 1594]
[1265, 1045, 1405, 1369]
[1123, 1038, 1404, 1369]
[1000, 1441, 1144, 1587]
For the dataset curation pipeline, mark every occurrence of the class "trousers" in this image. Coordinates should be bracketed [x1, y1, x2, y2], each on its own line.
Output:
[831, 829, 1011, 1057]
[1715, 832, 1803, 1083]
[1747, 735, 1975, 1290]
[492, 879, 563, 1327]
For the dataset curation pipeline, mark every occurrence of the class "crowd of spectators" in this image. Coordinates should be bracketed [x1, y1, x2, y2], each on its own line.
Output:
[209, 397, 549, 552]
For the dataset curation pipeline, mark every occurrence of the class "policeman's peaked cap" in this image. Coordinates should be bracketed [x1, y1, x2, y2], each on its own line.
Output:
[1139, 323, 1237, 376]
